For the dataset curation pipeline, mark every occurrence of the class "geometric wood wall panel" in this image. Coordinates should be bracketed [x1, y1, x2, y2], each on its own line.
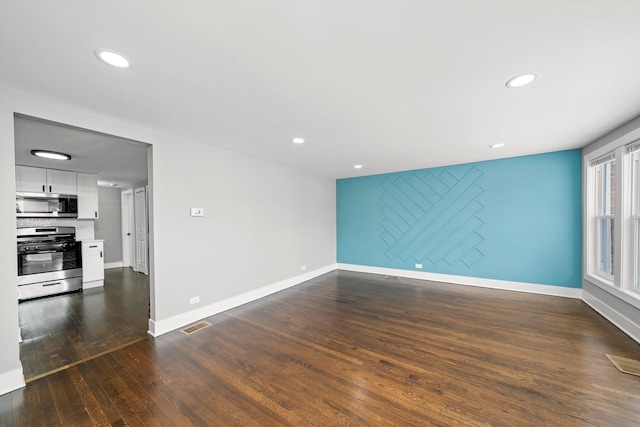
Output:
[380, 166, 485, 268]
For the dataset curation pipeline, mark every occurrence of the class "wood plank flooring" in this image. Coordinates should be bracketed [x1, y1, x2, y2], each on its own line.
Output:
[18, 267, 149, 381]
[2, 270, 640, 426]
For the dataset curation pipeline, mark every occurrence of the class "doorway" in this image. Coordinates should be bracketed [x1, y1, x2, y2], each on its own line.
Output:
[13, 114, 154, 381]
[121, 186, 149, 275]
[121, 189, 135, 269]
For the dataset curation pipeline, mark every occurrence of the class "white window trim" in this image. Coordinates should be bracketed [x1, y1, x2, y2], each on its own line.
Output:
[629, 149, 640, 293]
[585, 141, 640, 310]
[587, 153, 617, 284]
[594, 214, 614, 281]
[619, 146, 633, 291]
[633, 215, 640, 290]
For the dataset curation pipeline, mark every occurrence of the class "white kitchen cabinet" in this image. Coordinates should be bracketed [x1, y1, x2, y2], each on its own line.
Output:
[82, 240, 104, 288]
[15, 166, 46, 193]
[77, 173, 99, 219]
[15, 166, 77, 194]
[47, 169, 77, 194]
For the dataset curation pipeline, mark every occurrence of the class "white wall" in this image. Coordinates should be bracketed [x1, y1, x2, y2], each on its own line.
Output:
[0, 92, 22, 395]
[0, 89, 336, 394]
[151, 132, 336, 321]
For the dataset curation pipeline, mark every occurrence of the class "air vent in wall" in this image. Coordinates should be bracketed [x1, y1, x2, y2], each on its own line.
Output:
[606, 354, 640, 377]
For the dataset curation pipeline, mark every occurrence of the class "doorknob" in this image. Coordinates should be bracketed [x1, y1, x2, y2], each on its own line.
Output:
[127, 233, 131, 236]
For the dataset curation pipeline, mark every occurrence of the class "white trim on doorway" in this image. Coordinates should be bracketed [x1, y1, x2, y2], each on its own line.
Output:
[0, 368, 25, 396]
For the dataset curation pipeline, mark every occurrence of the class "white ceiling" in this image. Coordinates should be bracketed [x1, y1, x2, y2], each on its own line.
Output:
[2, 1, 640, 179]
[14, 115, 148, 188]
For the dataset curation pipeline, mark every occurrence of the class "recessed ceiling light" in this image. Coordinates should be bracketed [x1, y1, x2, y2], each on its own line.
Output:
[31, 149, 71, 160]
[95, 49, 131, 68]
[490, 143, 505, 148]
[292, 138, 304, 144]
[506, 73, 536, 88]
[354, 164, 363, 169]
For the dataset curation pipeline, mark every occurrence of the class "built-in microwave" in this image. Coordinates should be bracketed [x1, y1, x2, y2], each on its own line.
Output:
[16, 192, 78, 218]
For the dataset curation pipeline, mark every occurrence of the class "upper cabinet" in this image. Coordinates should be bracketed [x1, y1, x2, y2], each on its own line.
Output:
[77, 173, 99, 219]
[16, 166, 77, 194]
[15, 166, 46, 193]
[47, 169, 77, 194]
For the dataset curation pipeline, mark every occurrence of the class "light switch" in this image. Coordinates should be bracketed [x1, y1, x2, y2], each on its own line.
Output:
[190, 208, 204, 217]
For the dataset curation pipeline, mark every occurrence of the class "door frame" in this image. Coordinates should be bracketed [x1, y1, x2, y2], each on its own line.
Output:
[2, 95, 157, 394]
[121, 189, 135, 269]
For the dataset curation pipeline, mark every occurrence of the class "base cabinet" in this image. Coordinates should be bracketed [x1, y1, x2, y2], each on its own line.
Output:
[82, 240, 104, 289]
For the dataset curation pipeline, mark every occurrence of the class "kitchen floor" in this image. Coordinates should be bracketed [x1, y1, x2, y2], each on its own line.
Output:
[18, 267, 149, 381]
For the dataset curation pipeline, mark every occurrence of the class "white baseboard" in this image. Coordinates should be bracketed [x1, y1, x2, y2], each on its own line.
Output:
[582, 290, 640, 345]
[148, 263, 582, 337]
[83, 280, 104, 290]
[337, 263, 583, 299]
[148, 264, 337, 337]
[0, 368, 25, 396]
[104, 262, 124, 269]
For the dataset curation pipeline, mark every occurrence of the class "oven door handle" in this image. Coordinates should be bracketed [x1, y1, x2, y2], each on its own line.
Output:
[22, 250, 63, 255]
[42, 282, 61, 287]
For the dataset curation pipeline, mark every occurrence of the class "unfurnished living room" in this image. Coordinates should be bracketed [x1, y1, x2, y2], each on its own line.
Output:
[1, 1, 640, 426]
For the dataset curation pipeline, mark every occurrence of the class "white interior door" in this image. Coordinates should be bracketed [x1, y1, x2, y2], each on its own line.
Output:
[121, 189, 135, 268]
[134, 187, 148, 275]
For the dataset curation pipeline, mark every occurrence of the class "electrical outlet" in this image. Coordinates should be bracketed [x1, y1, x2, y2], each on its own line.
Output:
[189, 296, 200, 305]
[415, 263, 423, 269]
[301, 265, 306, 271]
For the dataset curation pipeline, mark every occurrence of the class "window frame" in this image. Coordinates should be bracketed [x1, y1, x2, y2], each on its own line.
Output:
[591, 156, 616, 283]
[629, 148, 640, 294]
[585, 141, 640, 309]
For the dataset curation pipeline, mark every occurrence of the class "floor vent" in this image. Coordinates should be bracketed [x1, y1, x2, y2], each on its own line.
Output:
[384, 275, 400, 280]
[606, 354, 640, 377]
[181, 321, 211, 335]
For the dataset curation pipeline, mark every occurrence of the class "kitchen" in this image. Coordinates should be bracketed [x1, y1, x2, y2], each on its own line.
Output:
[13, 114, 151, 380]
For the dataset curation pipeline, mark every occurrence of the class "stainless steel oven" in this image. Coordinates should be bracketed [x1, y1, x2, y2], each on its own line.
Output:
[17, 227, 83, 300]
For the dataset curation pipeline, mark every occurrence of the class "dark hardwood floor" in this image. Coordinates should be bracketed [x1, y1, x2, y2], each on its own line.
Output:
[18, 267, 149, 381]
[2, 270, 640, 426]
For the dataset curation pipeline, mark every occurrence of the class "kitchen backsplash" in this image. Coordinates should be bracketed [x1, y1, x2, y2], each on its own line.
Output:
[16, 218, 95, 241]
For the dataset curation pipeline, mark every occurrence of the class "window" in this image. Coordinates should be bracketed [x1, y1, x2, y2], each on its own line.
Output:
[594, 158, 615, 279]
[631, 148, 640, 290]
[586, 140, 640, 306]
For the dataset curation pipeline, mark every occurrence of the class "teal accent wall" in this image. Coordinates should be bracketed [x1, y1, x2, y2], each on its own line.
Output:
[337, 150, 583, 288]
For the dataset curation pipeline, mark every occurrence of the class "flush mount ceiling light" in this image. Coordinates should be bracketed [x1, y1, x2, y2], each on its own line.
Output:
[31, 149, 71, 161]
[354, 164, 363, 169]
[506, 73, 536, 88]
[292, 137, 305, 144]
[95, 49, 131, 68]
[490, 143, 505, 148]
